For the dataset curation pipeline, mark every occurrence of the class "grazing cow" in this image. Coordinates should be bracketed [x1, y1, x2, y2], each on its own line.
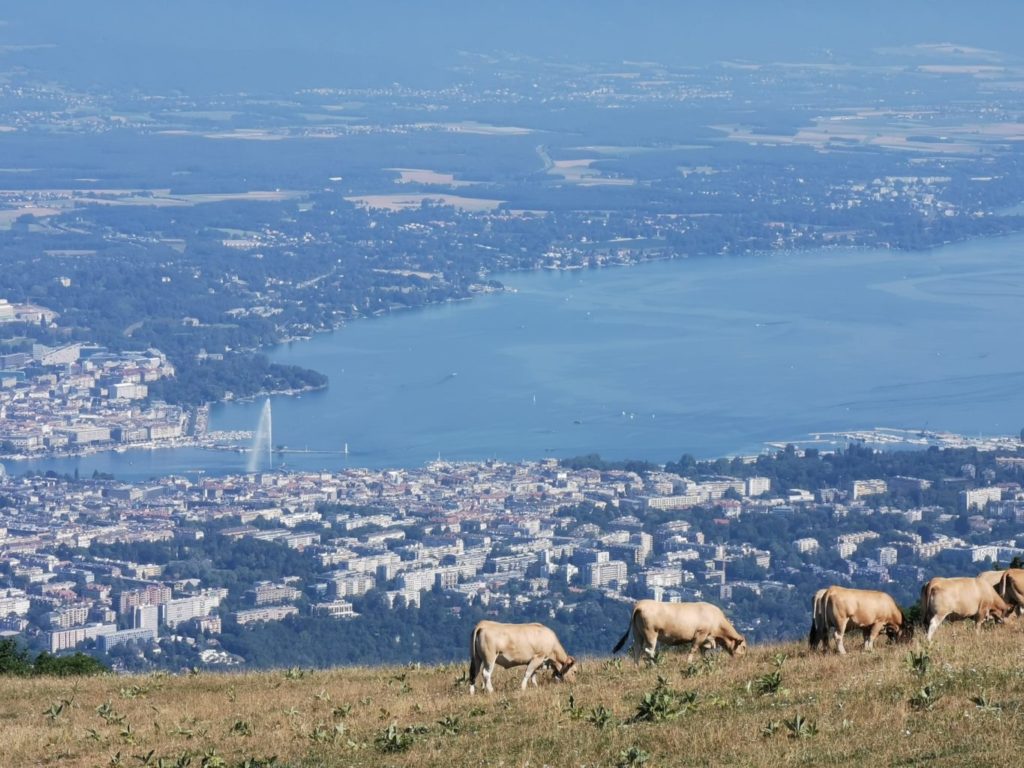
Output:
[817, 586, 913, 655]
[975, 568, 1023, 617]
[612, 600, 746, 664]
[808, 588, 829, 652]
[467, 620, 576, 695]
[996, 568, 1024, 615]
[920, 576, 1011, 641]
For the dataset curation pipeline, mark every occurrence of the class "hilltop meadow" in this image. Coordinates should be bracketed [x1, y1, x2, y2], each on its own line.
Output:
[4, 620, 1024, 768]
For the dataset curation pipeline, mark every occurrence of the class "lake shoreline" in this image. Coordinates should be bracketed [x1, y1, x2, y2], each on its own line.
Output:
[10, 231, 1024, 480]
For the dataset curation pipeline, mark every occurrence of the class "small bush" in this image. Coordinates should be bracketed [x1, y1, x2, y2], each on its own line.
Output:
[0, 640, 106, 677]
[971, 692, 1003, 713]
[563, 692, 582, 720]
[630, 676, 697, 723]
[375, 723, 414, 753]
[683, 655, 717, 678]
[230, 720, 254, 737]
[586, 706, 616, 730]
[906, 650, 932, 676]
[617, 746, 651, 768]
[237, 758, 279, 768]
[437, 715, 461, 735]
[785, 713, 818, 739]
[761, 720, 782, 738]
[909, 685, 941, 711]
[749, 669, 785, 697]
[96, 701, 126, 725]
[43, 698, 72, 721]
[34, 652, 108, 677]
[0, 638, 33, 676]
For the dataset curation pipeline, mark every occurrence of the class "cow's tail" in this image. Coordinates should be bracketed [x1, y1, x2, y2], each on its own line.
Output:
[808, 591, 822, 649]
[809, 589, 828, 650]
[920, 581, 935, 627]
[999, 571, 1023, 617]
[611, 607, 637, 654]
[997, 571, 1017, 606]
[820, 591, 834, 642]
[468, 624, 483, 685]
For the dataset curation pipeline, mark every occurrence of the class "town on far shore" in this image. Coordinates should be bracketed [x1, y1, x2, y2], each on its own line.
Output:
[0, 297, 250, 461]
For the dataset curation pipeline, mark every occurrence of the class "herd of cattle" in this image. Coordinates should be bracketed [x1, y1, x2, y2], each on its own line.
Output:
[467, 568, 1024, 694]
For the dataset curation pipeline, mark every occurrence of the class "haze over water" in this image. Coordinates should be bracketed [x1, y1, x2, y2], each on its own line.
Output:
[18, 235, 1024, 480]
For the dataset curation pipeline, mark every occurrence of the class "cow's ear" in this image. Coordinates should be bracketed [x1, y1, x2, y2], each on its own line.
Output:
[564, 657, 576, 671]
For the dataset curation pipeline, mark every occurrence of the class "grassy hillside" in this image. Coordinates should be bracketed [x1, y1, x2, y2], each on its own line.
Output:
[6, 621, 1024, 767]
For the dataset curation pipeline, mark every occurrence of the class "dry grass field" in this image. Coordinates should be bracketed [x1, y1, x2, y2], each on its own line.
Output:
[5, 621, 1024, 767]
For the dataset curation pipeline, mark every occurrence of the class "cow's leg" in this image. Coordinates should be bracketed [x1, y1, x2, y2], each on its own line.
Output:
[521, 655, 545, 690]
[532, 663, 548, 692]
[482, 659, 495, 694]
[834, 620, 848, 655]
[641, 630, 658, 665]
[865, 622, 885, 652]
[687, 630, 710, 663]
[926, 612, 945, 642]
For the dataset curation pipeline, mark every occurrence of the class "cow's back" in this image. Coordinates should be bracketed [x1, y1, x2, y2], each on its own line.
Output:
[826, 586, 899, 625]
[926, 576, 1000, 617]
[977, 570, 1005, 588]
[474, 620, 555, 659]
[639, 600, 725, 638]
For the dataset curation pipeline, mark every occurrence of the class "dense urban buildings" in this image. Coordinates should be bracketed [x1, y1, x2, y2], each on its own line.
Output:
[1, 442, 1022, 670]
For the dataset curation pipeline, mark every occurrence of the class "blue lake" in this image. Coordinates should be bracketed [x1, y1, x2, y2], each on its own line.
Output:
[16, 235, 1024, 480]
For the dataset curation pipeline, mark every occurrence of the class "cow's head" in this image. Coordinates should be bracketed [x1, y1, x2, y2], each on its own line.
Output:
[553, 656, 578, 684]
[887, 612, 915, 644]
[726, 635, 747, 656]
[889, 623, 914, 644]
[989, 602, 1012, 623]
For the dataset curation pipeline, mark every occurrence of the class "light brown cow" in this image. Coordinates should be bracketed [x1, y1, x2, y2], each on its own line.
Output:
[920, 576, 1011, 641]
[996, 568, 1024, 615]
[817, 586, 913, 654]
[612, 600, 746, 664]
[975, 568, 1024, 617]
[467, 620, 576, 695]
[808, 588, 829, 652]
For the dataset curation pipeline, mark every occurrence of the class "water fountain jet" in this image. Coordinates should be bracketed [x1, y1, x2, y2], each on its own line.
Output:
[247, 398, 273, 473]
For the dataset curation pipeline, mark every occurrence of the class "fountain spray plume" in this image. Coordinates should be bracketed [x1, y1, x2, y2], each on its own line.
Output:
[247, 398, 273, 473]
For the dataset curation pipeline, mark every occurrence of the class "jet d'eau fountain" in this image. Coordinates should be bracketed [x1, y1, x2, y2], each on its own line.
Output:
[247, 398, 273, 472]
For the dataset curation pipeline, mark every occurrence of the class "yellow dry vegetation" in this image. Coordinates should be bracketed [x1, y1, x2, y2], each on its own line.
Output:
[4, 621, 1024, 767]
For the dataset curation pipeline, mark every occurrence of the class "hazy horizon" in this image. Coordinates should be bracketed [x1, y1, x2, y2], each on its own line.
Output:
[3, 1, 1024, 92]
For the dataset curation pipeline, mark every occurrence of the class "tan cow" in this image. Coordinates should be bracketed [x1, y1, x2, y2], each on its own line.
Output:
[612, 600, 746, 664]
[467, 620, 576, 695]
[808, 588, 829, 652]
[920, 576, 1011, 641]
[817, 586, 913, 654]
[975, 568, 1024, 617]
[996, 568, 1024, 615]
